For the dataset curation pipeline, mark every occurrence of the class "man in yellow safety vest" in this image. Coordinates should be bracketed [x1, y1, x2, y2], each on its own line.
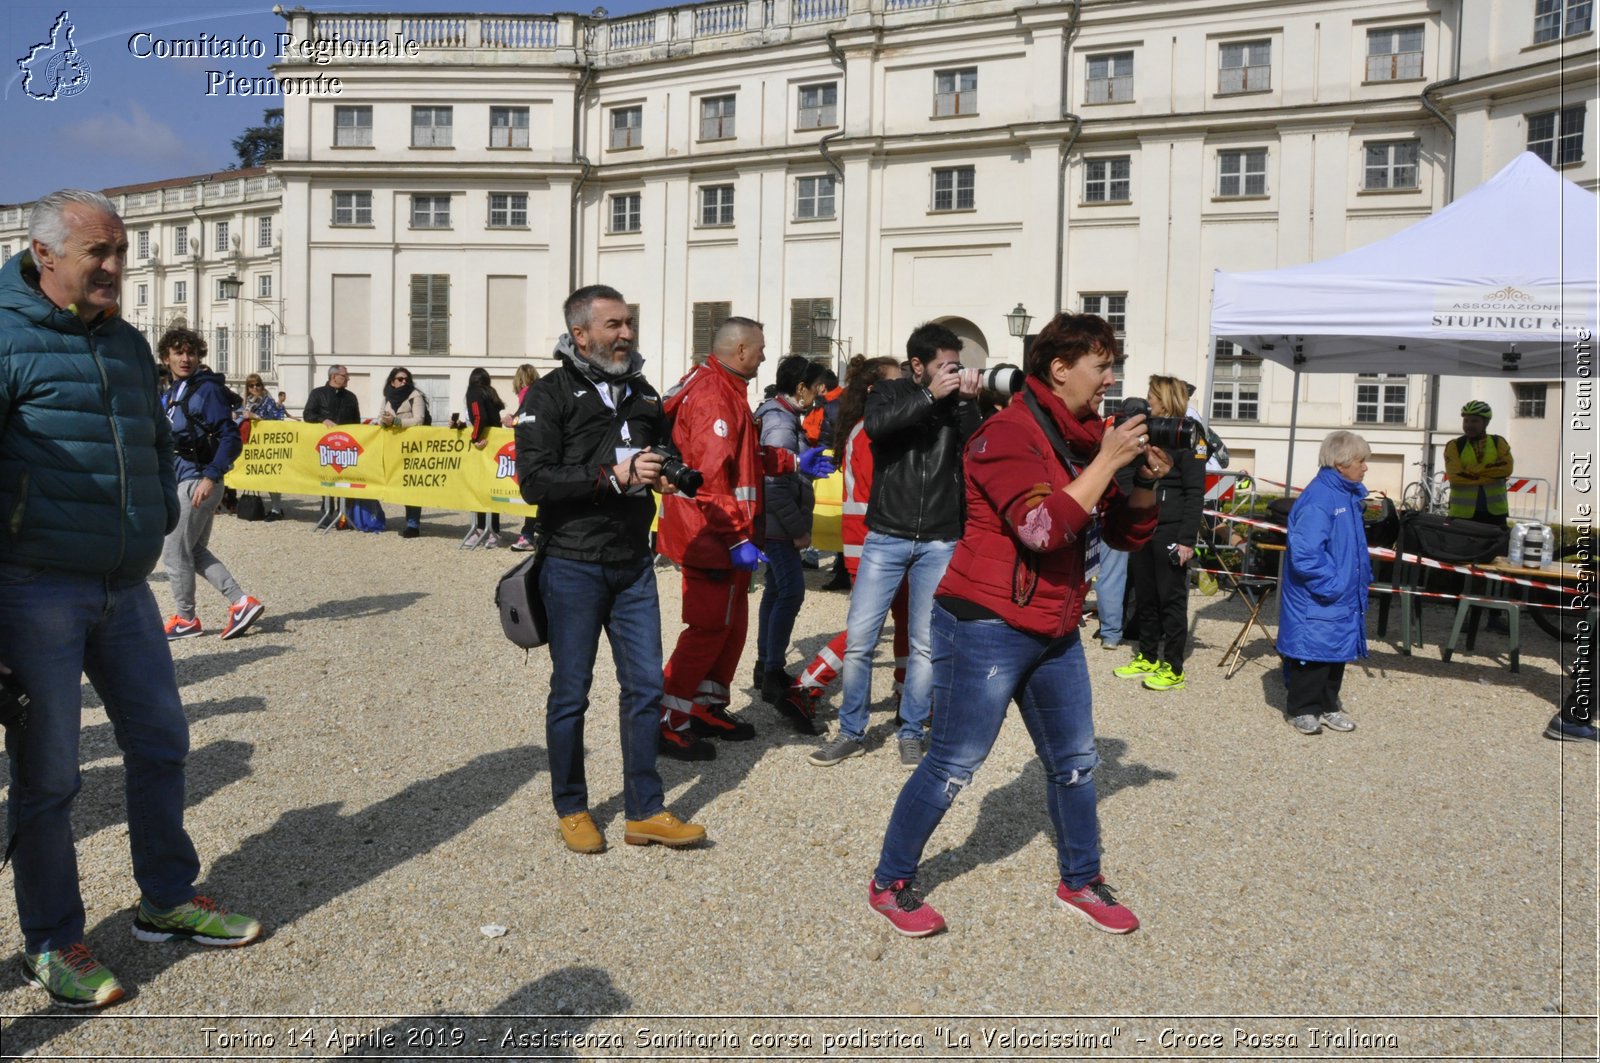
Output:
[1443, 400, 1513, 528]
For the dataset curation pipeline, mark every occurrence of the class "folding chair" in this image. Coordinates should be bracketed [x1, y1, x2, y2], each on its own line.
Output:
[1217, 542, 1277, 679]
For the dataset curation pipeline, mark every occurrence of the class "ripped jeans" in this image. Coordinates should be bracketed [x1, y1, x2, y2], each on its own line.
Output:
[874, 602, 1104, 891]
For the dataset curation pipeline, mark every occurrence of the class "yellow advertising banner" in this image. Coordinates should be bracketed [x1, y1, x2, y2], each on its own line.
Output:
[226, 422, 845, 537]
[227, 422, 536, 515]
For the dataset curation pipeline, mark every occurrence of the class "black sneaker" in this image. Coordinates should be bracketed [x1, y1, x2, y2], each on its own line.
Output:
[659, 726, 716, 761]
[821, 567, 852, 592]
[688, 703, 756, 741]
[760, 669, 795, 704]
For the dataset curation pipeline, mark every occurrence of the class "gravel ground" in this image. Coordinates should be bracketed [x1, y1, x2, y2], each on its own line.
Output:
[0, 499, 1594, 1060]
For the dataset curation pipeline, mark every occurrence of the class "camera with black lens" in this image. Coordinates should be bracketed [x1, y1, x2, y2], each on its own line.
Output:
[0, 673, 31, 731]
[645, 445, 704, 498]
[1113, 397, 1199, 452]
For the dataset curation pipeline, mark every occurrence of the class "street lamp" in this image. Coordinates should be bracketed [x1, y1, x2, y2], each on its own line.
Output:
[810, 306, 852, 376]
[1005, 302, 1032, 344]
[220, 274, 283, 376]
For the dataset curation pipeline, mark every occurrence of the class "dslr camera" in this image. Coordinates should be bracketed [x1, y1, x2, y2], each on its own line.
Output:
[1113, 397, 1199, 452]
[644, 444, 704, 498]
[0, 673, 30, 731]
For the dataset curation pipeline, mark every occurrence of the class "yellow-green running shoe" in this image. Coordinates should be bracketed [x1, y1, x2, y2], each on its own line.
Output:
[1113, 653, 1159, 679]
[1142, 662, 1187, 691]
[133, 896, 262, 947]
[22, 943, 125, 1009]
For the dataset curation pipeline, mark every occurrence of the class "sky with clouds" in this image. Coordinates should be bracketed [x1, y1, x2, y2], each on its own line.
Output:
[2, 0, 659, 204]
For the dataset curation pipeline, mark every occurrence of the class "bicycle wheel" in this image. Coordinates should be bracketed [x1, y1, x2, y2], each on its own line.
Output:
[1528, 583, 1583, 641]
[1400, 481, 1424, 513]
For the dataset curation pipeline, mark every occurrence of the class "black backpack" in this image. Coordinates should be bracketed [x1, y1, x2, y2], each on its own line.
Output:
[167, 378, 243, 465]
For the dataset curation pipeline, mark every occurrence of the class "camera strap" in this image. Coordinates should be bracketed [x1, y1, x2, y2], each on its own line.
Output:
[1022, 390, 1101, 582]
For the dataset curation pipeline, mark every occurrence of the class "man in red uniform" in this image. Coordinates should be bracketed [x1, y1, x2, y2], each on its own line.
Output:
[656, 316, 834, 759]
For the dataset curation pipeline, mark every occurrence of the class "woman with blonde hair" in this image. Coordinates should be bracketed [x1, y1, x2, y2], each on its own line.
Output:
[239, 373, 286, 519]
[1113, 374, 1204, 691]
[508, 363, 541, 551]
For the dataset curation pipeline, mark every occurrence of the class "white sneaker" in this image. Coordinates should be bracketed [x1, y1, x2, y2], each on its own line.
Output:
[1288, 714, 1321, 735]
[1320, 711, 1356, 732]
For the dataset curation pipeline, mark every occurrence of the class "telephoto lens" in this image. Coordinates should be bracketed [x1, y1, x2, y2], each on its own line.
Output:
[979, 364, 1024, 397]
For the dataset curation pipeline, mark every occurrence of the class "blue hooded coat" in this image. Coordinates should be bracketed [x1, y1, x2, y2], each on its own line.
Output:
[1276, 465, 1372, 663]
[0, 251, 178, 582]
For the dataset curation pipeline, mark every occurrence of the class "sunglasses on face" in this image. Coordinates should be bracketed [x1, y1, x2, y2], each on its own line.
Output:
[392, 376, 409, 384]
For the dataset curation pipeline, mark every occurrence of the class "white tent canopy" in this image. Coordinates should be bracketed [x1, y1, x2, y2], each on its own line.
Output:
[1210, 153, 1598, 379]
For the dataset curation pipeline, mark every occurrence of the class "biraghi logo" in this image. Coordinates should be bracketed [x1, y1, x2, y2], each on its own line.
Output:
[494, 440, 518, 481]
[17, 11, 92, 102]
[315, 431, 363, 473]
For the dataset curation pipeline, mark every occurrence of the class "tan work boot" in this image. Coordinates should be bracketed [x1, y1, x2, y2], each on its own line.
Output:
[623, 810, 707, 848]
[557, 811, 605, 854]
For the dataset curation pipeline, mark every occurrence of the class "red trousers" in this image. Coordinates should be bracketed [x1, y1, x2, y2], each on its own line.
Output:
[795, 578, 908, 695]
[661, 565, 751, 728]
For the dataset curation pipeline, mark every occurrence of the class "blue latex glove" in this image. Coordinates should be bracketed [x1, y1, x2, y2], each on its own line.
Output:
[798, 445, 836, 479]
[729, 539, 769, 571]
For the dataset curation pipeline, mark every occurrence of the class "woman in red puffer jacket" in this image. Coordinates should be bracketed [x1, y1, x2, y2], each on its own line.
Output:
[867, 312, 1167, 940]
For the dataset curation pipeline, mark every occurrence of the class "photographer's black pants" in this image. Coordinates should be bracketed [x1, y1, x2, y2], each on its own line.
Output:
[1131, 539, 1190, 674]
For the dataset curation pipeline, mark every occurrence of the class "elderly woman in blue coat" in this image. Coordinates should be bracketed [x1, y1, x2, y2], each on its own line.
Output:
[1277, 430, 1373, 735]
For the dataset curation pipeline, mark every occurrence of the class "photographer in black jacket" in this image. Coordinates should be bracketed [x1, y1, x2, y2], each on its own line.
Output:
[515, 285, 705, 854]
[809, 321, 982, 769]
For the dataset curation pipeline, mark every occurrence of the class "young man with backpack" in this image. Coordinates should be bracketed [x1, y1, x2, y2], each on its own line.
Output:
[157, 328, 264, 641]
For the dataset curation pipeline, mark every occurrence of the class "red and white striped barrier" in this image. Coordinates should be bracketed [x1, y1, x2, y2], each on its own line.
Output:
[1203, 508, 1589, 596]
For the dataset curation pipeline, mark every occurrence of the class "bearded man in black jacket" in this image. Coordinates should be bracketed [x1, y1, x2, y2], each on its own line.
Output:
[514, 285, 706, 854]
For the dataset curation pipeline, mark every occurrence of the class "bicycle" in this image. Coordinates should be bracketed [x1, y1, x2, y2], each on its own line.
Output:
[1400, 462, 1449, 515]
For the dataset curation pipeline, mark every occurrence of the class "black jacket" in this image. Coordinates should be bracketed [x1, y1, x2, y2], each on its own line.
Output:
[303, 384, 360, 425]
[515, 342, 668, 564]
[1149, 443, 1205, 546]
[863, 378, 981, 542]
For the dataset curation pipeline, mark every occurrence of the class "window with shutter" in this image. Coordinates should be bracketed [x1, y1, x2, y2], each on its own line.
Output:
[410, 274, 450, 355]
[692, 301, 731, 362]
[789, 297, 832, 360]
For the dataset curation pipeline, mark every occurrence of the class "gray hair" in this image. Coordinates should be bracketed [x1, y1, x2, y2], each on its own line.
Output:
[327, 364, 349, 381]
[1318, 429, 1371, 469]
[29, 189, 119, 253]
[711, 316, 763, 356]
[563, 284, 627, 331]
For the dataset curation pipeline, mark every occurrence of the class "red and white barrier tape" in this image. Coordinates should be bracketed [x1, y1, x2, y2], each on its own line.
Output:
[1203, 508, 1590, 596]
[1193, 566, 1578, 612]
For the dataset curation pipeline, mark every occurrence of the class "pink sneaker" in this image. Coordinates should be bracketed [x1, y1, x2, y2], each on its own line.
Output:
[868, 879, 946, 938]
[1056, 875, 1139, 934]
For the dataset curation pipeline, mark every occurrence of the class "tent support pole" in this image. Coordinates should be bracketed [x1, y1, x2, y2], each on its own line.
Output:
[1285, 368, 1301, 490]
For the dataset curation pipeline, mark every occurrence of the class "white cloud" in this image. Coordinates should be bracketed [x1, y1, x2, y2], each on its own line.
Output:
[56, 100, 216, 172]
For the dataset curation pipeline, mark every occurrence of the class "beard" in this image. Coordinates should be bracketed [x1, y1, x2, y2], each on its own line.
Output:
[581, 337, 633, 378]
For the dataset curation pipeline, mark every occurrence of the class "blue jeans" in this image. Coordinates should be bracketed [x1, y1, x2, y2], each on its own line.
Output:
[838, 532, 955, 741]
[539, 554, 666, 821]
[0, 565, 200, 952]
[875, 603, 1104, 890]
[756, 539, 805, 672]
[1096, 546, 1129, 645]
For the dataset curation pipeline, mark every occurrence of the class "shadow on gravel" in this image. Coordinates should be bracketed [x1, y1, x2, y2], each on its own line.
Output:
[344, 967, 629, 1057]
[917, 736, 1177, 891]
[70, 739, 255, 843]
[1, 745, 542, 1058]
[256, 591, 429, 630]
[74, 697, 267, 764]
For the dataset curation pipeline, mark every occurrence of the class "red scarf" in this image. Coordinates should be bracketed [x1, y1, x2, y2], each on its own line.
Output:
[1024, 376, 1106, 464]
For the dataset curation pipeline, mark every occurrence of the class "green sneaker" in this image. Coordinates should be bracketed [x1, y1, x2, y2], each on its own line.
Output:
[133, 895, 262, 948]
[1142, 662, 1187, 691]
[22, 943, 126, 1009]
[1113, 653, 1159, 679]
